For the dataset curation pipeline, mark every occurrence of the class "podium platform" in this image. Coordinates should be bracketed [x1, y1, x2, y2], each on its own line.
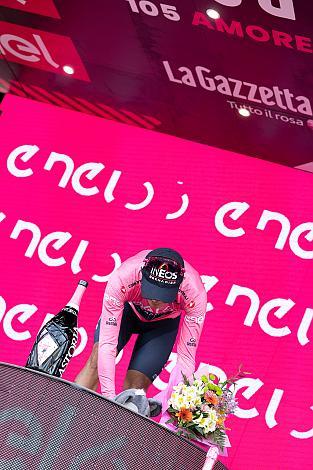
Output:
[0, 362, 228, 469]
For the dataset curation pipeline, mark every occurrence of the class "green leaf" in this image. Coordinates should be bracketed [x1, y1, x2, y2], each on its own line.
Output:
[181, 372, 190, 386]
[208, 428, 227, 451]
[186, 422, 195, 428]
[195, 426, 205, 435]
[187, 429, 198, 439]
[201, 375, 208, 383]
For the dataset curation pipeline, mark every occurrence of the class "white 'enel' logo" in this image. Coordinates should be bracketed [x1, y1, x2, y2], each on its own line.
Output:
[0, 33, 60, 69]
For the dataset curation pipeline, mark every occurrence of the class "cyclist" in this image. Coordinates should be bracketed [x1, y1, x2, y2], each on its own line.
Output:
[75, 248, 207, 405]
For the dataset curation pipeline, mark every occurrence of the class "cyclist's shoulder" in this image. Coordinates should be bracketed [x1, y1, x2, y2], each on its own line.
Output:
[112, 249, 150, 281]
[180, 259, 205, 297]
[119, 250, 149, 271]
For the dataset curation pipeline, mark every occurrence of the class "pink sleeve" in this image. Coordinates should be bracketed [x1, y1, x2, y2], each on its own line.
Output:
[97, 271, 126, 398]
[155, 277, 207, 411]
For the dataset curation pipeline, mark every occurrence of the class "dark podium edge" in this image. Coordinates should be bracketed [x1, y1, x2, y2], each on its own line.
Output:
[0, 361, 207, 455]
[0, 362, 229, 469]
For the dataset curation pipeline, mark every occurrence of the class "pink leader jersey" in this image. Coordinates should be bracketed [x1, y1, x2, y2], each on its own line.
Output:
[98, 250, 207, 404]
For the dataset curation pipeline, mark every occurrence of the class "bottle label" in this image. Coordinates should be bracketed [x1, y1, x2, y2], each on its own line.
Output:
[58, 328, 79, 376]
[37, 330, 58, 366]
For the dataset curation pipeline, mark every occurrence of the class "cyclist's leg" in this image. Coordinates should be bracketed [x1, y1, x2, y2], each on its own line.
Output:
[123, 369, 151, 392]
[123, 316, 181, 392]
[74, 342, 99, 390]
[75, 303, 135, 390]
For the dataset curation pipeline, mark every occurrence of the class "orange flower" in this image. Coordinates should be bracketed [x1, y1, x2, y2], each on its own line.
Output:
[217, 416, 225, 427]
[175, 407, 193, 422]
[204, 391, 219, 406]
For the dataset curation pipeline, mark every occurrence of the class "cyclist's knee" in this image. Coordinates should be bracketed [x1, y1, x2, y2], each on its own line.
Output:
[124, 370, 151, 391]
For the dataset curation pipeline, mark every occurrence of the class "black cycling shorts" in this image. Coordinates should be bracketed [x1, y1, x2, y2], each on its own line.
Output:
[94, 302, 180, 382]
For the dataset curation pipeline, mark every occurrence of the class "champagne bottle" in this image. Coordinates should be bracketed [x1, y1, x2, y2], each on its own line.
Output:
[26, 280, 88, 377]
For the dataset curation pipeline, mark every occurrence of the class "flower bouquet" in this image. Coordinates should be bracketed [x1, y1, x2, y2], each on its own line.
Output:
[164, 368, 244, 452]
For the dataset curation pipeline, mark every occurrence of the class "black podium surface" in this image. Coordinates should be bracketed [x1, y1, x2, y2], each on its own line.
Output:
[0, 362, 228, 470]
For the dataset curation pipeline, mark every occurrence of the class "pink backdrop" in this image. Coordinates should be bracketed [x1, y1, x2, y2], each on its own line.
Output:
[0, 95, 312, 469]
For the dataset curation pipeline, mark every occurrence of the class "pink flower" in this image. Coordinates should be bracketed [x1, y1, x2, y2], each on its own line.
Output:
[201, 404, 210, 413]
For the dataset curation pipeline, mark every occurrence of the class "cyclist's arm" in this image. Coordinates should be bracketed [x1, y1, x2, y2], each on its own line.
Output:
[98, 273, 125, 398]
[171, 284, 207, 385]
[155, 279, 207, 410]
